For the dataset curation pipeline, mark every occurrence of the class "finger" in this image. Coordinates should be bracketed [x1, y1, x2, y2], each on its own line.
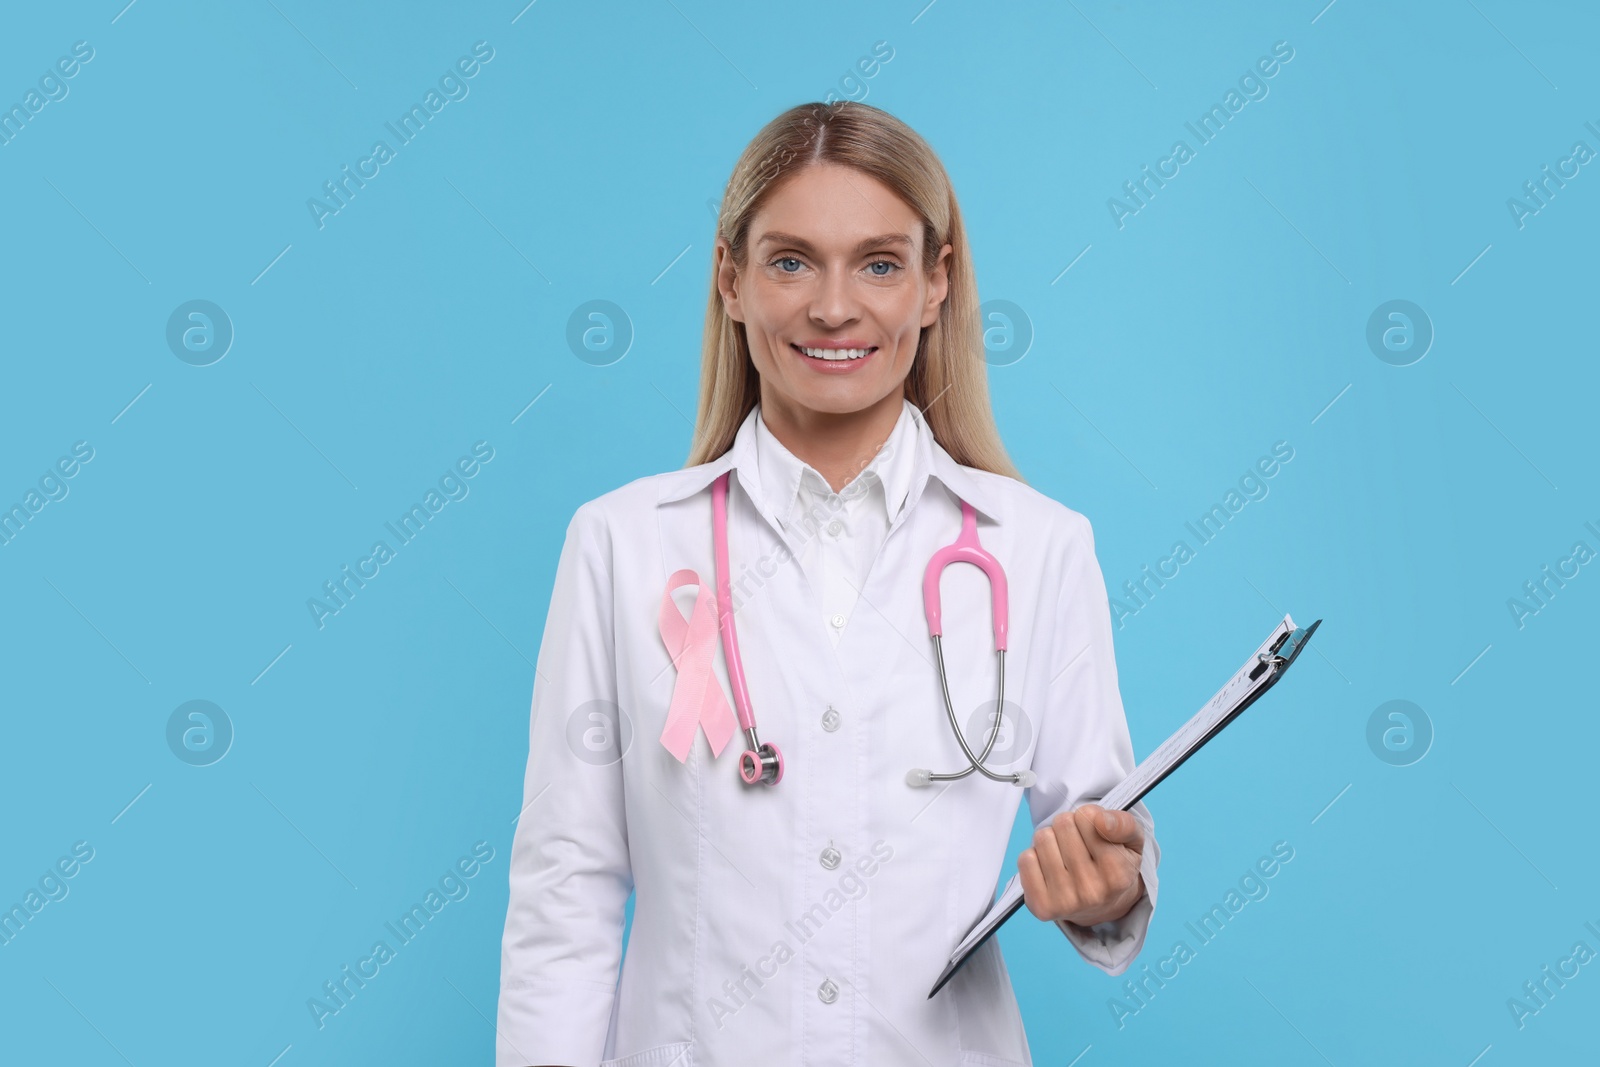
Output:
[1054, 810, 1101, 899]
[1017, 847, 1051, 920]
[1093, 807, 1145, 849]
[1079, 808, 1145, 904]
[1072, 805, 1121, 868]
[1031, 819, 1072, 908]
[1080, 807, 1143, 867]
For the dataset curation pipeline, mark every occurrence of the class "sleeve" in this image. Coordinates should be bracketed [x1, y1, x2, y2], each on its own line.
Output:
[1024, 508, 1160, 977]
[496, 499, 633, 1067]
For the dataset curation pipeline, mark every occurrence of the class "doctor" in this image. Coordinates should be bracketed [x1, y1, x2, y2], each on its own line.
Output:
[497, 100, 1159, 1067]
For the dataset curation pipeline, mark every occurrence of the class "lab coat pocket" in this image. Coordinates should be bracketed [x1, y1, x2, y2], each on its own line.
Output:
[958, 1051, 1027, 1067]
[600, 1040, 693, 1067]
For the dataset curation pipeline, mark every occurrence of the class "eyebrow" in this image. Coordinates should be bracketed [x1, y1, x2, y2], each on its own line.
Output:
[755, 231, 915, 255]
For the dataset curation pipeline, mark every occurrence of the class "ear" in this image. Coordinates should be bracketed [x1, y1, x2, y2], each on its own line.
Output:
[715, 237, 746, 324]
[920, 242, 953, 328]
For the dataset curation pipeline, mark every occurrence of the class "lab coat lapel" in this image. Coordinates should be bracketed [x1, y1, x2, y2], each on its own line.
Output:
[655, 407, 808, 560]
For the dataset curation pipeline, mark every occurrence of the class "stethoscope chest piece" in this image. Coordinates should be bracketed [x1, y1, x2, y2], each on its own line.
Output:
[738, 741, 784, 786]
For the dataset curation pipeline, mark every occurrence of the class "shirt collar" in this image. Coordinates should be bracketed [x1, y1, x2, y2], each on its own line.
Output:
[752, 398, 919, 531]
[655, 397, 1007, 528]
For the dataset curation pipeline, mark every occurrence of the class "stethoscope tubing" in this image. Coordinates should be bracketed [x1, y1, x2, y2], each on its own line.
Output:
[925, 640, 1015, 784]
[712, 472, 784, 785]
[711, 471, 757, 734]
[709, 469, 1027, 789]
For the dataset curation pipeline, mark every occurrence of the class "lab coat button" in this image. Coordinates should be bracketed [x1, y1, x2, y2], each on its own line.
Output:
[820, 843, 841, 869]
[830, 613, 846, 629]
[821, 706, 841, 732]
[818, 978, 839, 1004]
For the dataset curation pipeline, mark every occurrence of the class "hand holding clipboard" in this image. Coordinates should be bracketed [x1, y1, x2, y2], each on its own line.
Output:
[930, 614, 1322, 998]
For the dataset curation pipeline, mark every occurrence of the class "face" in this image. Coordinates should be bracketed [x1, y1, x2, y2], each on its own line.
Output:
[716, 163, 952, 420]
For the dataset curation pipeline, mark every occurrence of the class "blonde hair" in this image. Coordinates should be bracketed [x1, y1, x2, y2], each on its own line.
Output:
[686, 100, 1022, 481]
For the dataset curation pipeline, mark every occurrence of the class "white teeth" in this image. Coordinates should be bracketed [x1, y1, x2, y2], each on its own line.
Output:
[798, 346, 873, 361]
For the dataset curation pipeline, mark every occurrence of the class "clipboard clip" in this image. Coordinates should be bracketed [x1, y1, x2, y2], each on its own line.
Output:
[1249, 619, 1322, 681]
[1273, 619, 1321, 666]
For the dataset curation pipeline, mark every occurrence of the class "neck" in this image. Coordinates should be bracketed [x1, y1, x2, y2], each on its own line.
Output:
[758, 386, 904, 494]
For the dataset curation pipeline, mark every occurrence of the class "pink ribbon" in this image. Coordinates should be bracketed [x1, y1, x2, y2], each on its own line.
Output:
[656, 568, 736, 762]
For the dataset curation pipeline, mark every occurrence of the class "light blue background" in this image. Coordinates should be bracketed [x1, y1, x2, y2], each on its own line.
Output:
[2, 1, 1595, 1064]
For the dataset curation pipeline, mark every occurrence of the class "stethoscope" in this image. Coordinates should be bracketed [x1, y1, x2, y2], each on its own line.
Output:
[711, 470, 1035, 791]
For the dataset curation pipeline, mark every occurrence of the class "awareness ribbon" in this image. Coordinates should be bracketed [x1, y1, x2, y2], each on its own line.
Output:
[656, 568, 736, 762]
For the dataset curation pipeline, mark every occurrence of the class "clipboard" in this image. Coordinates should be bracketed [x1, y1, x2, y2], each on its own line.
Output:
[929, 614, 1321, 998]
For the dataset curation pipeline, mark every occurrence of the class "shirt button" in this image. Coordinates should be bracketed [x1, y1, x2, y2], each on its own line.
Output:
[821, 706, 841, 732]
[820, 843, 841, 870]
[830, 613, 846, 629]
[818, 978, 839, 1004]
[826, 520, 843, 537]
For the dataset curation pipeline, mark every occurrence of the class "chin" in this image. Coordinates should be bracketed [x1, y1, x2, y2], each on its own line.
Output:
[793, 385, 892, 416]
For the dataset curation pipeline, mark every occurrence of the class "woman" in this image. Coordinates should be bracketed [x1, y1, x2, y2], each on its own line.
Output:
[497, 101, 1159, 1067]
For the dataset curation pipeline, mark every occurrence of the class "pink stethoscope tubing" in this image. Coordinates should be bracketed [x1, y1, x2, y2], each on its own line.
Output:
[915, 495, 1031, 788]
[712, 472, 784, 785]
[710, 470, 1031, 789]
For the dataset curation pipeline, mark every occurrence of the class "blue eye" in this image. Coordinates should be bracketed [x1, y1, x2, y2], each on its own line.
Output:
[774, 257, 802, 272]
[867, 260, 899, 277]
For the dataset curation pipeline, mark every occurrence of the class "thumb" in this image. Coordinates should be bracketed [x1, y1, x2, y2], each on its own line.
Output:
[1097, 808, 1140, 844]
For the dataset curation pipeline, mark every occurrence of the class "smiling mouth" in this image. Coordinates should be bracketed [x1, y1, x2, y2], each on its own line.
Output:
[791, 343, 878, 362]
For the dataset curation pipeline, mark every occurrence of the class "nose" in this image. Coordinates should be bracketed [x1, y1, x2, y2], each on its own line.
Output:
[807, 262, 861, 328]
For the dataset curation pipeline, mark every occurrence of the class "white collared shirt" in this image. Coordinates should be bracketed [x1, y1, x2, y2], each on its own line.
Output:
[497, 399, 1161, 1067]
[753, 400, 919, 648]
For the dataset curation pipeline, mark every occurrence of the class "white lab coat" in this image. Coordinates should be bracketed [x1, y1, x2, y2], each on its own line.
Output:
[497, 399, 1160, 1067]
